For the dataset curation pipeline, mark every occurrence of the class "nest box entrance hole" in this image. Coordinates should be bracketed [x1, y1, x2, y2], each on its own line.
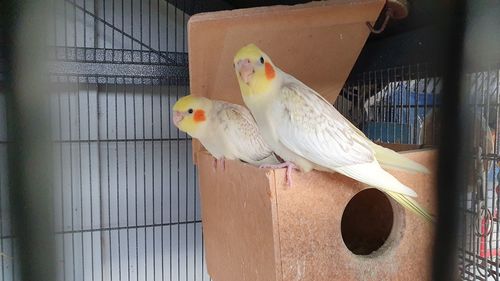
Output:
[341, 189, 394, 255]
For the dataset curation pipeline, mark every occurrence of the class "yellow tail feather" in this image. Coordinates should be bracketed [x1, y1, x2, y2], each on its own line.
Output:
[385, 191, 435, 222]
[372, 143, 430, 174]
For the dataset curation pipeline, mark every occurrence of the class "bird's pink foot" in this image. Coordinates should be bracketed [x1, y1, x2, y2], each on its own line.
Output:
[259, 161, 296, 187]
[285, 164, 294, 187]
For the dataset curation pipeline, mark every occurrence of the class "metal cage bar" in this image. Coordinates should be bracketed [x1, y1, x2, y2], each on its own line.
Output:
[1, 0, 209, 280]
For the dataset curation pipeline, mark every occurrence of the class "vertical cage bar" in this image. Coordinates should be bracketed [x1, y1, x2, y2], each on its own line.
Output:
[168, 76, 173, 281]
[105, 79, 113, 281]
[68, 76, 76, 281]
[433, 1, 467, 279]
[97, 76, 104, 281]
[160, 80, 165, 281]
[141, 78, 147, 281]
[115, 77, 121, 281]
[86, 79, 96, 281]
[133, 77, 139, 281]
[151, 72, 156, 281]
[495, 69, 500, 276]
[123, 76, 131, 281]
[77, 76, 85, 281]
[57, 78, 67, 281]
[414, 64, 420, 144]
[176, 78, 181, 281]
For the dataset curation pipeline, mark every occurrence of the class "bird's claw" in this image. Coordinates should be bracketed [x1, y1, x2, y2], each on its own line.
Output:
[259, 161, 296, 187]
[285, 164, 294, 187]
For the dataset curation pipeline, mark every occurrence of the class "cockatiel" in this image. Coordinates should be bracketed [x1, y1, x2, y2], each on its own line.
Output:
[233, 44, 433, 221]
[172, 94, 279, 169]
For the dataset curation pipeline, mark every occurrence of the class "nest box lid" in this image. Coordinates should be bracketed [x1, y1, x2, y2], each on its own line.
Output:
[188, 0, 385, 105]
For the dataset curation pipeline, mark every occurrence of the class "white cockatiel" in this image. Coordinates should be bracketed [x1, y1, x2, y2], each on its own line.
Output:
[233, 44, 433, 221]
[172, 94, 279, 169]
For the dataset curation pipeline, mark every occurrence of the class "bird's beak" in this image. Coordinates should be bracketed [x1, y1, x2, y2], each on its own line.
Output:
[173, 110, 184, 127]
[236, 59, 254, 84]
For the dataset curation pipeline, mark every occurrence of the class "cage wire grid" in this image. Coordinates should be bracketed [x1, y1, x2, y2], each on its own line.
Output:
[457, 66, 500, 281]
[45, 0, 209, 279]
[336, 62, 500, 280]
[1, 0, 210, 280]
[336, 63, 441, 146]
[0, 0, 499, 280]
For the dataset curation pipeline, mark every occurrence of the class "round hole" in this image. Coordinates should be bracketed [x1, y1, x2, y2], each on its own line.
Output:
[341, 189, 394, 255]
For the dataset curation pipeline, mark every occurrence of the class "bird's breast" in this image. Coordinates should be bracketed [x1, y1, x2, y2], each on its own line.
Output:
[246, 101, 314, 172]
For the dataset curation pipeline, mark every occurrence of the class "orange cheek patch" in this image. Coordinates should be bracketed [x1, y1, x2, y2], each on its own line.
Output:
[193, 109, 206, 122]
[265, 62, 275, 80]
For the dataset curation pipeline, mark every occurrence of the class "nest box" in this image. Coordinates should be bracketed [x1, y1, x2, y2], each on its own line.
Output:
[188, 1, 436, 280]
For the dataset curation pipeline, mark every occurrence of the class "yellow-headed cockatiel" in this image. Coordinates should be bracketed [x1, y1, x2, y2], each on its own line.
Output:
[233, 44, 433, 221]
[172, 94, 279, 169]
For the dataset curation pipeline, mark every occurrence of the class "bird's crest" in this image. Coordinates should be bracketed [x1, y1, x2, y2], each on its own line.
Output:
[173, 95, 200, 112]
[234, 43, 263, 62]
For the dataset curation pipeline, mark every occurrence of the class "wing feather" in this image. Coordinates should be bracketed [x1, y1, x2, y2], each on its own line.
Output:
[272, 77, 374, 169]
[215, 101, 277, 164]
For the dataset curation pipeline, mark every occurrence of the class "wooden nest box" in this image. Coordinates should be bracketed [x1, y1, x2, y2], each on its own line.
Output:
[188, 1, 436, 280]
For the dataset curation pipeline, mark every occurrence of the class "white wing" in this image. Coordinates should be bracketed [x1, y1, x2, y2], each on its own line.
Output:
[271, 74, 417, 197]
[272, 77, 374, 168]
[215, 101, 278, 165]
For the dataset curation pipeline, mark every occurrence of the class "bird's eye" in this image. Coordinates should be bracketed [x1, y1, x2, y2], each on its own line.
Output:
[188, 108, 193, 114]
[260, 56, 264, 64]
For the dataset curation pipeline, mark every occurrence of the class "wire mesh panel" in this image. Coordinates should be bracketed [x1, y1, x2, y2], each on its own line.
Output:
[336, 64, 441, 146]
[2, 0, 209, 280]
[337, 62, 500, 280]
[46, 0, 189, 82]
[458, 67, 500, 281]
[49, 75, 209, 281]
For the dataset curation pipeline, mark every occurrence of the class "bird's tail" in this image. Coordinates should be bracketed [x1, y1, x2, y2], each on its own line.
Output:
[385, 191, 435, 222]
[335, 161, 417, 197]
[371, 143, 430, 174]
